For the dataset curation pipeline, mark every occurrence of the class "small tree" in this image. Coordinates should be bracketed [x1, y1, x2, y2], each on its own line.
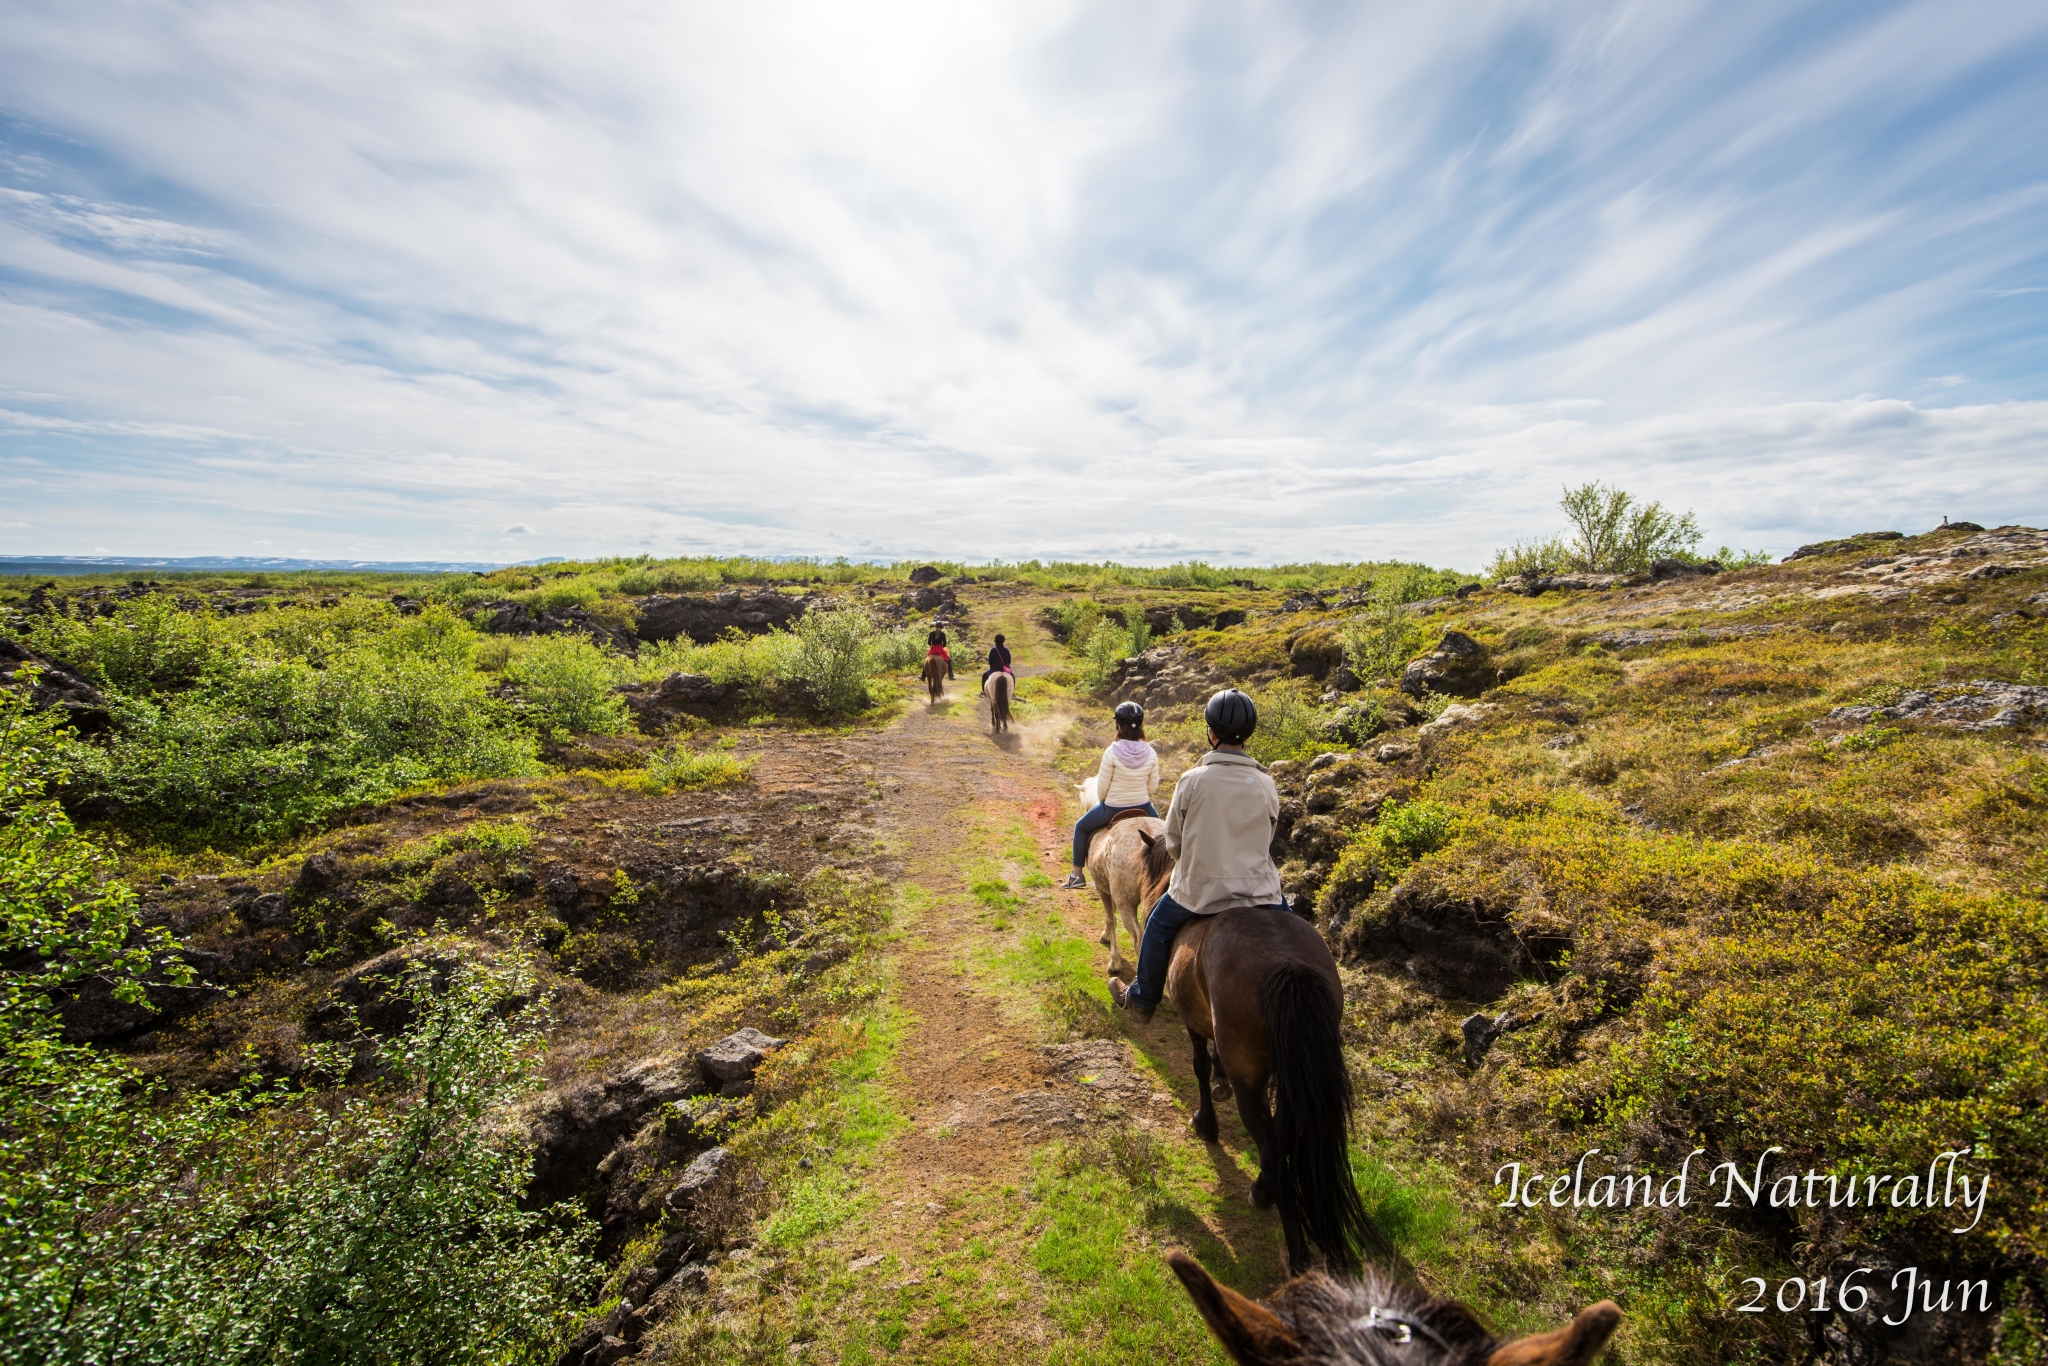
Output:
[792, 607, 878, 714]
[1338, 600, 1414, 684]
[1557, 481, 1701, 574]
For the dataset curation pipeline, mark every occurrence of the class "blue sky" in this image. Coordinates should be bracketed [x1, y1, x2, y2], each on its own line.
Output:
[2, 0, 2045, 569]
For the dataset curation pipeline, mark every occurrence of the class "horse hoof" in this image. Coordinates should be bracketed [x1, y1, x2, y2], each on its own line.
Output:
[1193, 1111, 1219, 1144]
[1249, 1177, 1275, 1209]
[1211, 1074, 1233, 1103]
[1098, 934, 1112, 948]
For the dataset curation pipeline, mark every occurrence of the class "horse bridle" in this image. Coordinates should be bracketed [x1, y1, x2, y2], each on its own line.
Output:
[1351, 1305, 1453, 1354]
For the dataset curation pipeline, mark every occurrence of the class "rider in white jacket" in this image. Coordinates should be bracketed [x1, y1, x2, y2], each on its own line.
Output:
[1062, 701, 1162, 889]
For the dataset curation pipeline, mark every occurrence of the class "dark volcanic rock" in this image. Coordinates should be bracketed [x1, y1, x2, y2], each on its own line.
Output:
[900, 586, 956, 612]
[296, 852, 346, 898]
[0, 638, 112, 734]
[1648, 557, 1720, 580]
[474, 602, 636, 653]
[56, 949, 222, 1043]
[1342, 882, 1557, 1000]
[659, 672, 730, 705]
[908, 565, 943, 584]
[635, 589, 814, 644]
[1398, 630, 1492, 698]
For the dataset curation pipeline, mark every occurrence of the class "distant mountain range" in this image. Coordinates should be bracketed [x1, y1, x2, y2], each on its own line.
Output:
[0, 555, 557, 577]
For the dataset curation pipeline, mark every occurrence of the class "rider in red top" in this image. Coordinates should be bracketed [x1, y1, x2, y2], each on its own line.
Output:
[927, 628, 954, 678]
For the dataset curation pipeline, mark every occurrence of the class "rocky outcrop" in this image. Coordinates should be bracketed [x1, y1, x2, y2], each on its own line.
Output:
[1399, 631, 1493, 698]
[1287, 626, 1343, 680]
[1503, 572, 1631, 595]
[634, 589, 816, 644]
[1648, 557, 1720, 580]
[1787, 530, 1905, 561]
[0, 638, 111, 733]
[1101, 646, 1230, 706]
[56, 948, 221, 1043]
[1418, 701, 1498, 742]
[1340, 880, 1565, 1001]
[475, 602, 637, 653]
[908, 565, 943, 584]
[900, 585, 957, 612]
[1823, 680, 2048, 732]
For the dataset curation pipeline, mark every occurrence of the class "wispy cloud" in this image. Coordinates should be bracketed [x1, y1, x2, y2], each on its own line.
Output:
[0, 0, 2044, 566]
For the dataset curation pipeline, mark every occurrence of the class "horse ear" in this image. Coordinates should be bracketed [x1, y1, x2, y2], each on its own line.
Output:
[1139, 830, 1156, 849]
[1167, 1253, 1300, 1365]
[1486, 1300, 1621, 1366]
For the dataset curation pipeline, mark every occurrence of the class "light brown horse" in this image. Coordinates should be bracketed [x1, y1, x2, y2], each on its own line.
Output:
[1134, 831, 1375, 1274]
[1170, 1252, 1621, 1366]
[986, 669, 1013, 733]
[922, 653, 948, 702]
[1084, 812, 1164, 976]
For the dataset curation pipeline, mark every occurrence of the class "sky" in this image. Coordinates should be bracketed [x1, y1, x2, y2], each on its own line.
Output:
[2, 1, 2045, 570]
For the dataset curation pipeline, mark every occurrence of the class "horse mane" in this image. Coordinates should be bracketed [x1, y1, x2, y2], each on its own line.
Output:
[1137, 828, 1175, 904]
[1263, 1269, 1499, 1365]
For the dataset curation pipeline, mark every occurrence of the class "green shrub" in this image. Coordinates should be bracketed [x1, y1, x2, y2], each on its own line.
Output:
[1182, 680, 1324, 765]
[792, 608, 879, 714]
[1079, 620, 1130, 689]
[70, 654, 541, 849]
[1339, 600, 1417, 684]
[504, 636, 631, 738]
[25, 594, 223, 695]
[867, 626, 927, 673]
[4, 690, 592, 1361]
[1049, 599, 1103, 647]
[1358, 798, 1456, 873]
[644, 746, 753, 792]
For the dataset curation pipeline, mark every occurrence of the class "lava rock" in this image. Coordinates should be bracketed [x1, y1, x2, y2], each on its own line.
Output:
[908, 565, 943, 584]
[696, 1027, 787, 1085]
[0, 638, 112, 734]
[296, 852, 346, 897]
[658, 671, 731, 704]
[635, 589, 813, 645]
[1399, 631, 1492, 698]
[1648, 557, 1720, 579]
[247, 892, 294, 928]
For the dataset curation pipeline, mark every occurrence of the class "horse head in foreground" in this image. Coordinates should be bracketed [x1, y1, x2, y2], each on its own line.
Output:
[1170, 1253, 1621, 1366]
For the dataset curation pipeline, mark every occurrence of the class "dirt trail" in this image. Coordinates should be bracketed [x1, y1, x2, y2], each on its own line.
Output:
[728, 606, 1288, 1354]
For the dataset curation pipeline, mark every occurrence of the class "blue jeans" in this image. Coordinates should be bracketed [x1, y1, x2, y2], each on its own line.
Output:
[1072, 801, 1158, 866]
[1127, 893, 1291, 1009]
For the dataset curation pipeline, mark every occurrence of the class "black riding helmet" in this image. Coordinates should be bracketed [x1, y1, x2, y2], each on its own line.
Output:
[1203, 688, 1257, 745]
[1112, 700, 1145, 726]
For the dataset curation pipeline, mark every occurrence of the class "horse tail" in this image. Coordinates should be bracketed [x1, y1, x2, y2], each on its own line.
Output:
[1261, 965, 1379, 1273]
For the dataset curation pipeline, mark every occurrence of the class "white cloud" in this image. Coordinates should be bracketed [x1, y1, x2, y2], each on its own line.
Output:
[0, 0, 2042, 565]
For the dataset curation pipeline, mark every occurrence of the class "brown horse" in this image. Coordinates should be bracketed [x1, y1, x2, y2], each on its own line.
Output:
[986, 669, 1013, 732]
[1134, 831, 1375, 1274]
[1170, 1252, 1621, 1366]
[921, 653, 948, 702]
[1084, 812, 1164, 976]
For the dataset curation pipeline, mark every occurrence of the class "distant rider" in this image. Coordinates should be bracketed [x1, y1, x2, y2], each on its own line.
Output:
[1110, 689, 1285, 1025]
[1062, 701, 1162, 889]
[980, 633, 1014, 695]
[927, 627, 954, 679]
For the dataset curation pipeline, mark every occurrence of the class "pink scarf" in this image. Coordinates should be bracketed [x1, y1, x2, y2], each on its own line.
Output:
[1109, 739, 1155, 770]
